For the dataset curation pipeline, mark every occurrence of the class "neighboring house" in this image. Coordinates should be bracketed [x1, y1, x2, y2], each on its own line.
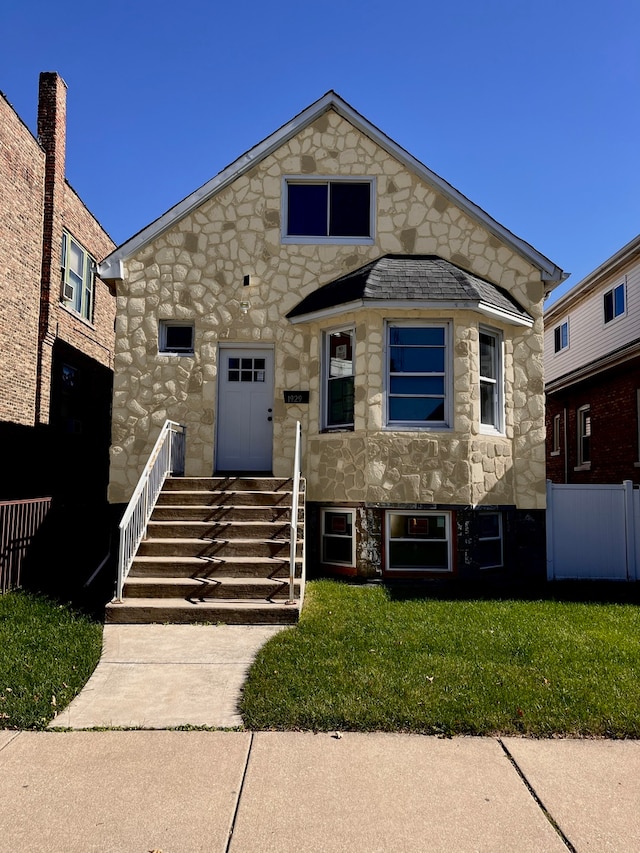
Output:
[545, 234, 640, 485]
[100, 92, 564, 582]
[0, 73, 116, 594]
[0, 72, 116, 500]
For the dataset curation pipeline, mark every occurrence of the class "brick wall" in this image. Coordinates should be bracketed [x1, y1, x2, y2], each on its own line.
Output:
[546, 357, 640, 484]
[36, 72, 116, 424]
[0, 90, 45, 426]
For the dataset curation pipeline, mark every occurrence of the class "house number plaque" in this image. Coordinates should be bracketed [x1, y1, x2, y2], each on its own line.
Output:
[283, 390, 310, 404]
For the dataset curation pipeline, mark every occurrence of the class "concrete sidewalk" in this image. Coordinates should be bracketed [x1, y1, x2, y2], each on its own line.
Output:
[0, 730, 639, 852]
[50, 624, 286, 729]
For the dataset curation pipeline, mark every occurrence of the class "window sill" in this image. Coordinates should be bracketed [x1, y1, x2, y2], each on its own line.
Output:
[281, 235, 375, 246]
[383, 424, 452, 432]
[634, 462, 640, 468]
[158, 351, 195, 356]
[479, 426, 506, 438]
[573, 463, 591, 471]
[550, 451, 561, 457]
[59, 302, 95, 330]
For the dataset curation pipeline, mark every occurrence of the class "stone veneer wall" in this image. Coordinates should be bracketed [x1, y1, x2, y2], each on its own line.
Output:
[109, 110, 546, 510]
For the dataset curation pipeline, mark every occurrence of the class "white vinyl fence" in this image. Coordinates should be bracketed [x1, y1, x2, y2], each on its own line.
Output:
[546, 480, 639, 581]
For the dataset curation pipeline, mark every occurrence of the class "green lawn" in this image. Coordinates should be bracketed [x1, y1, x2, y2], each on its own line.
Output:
[241, 579, 640, 737]
[0, 591, 102, 730]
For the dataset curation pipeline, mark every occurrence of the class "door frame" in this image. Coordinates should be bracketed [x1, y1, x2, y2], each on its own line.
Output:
[215, 342, 275, 473]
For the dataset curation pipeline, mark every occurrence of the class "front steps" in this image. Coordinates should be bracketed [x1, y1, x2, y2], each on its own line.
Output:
[106, 477, 303, 625]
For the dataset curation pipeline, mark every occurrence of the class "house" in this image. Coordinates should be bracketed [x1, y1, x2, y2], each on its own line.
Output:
[545, 234, 640, 485]
[100, 92, 565, 586]
[0, 72, 116, 592]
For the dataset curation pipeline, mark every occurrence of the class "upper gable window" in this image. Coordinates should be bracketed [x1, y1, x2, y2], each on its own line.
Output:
[604, 281, 625, 324]
[61, 231, 94, 322]
[282, 177, 374, 244]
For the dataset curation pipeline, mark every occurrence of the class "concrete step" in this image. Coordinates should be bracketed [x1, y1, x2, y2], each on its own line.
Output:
[105, 597, 300, 625]
[155, 490, 294, 508]
[145, 520, 294, 540]
[123, 575, 299, 600]
[151, 505, 302, 522]
[137, 537, 298, 558]
[129, 555, 297, 578]
[163, 477, 294, 492]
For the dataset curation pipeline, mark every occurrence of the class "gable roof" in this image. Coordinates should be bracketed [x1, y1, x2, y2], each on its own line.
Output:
[287, 255, 533, 327]
[98, 91, 565, 288]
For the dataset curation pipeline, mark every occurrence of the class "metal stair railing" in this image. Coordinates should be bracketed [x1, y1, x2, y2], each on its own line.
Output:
[116, 420, 186, 601]
[287, 420, 305, 607]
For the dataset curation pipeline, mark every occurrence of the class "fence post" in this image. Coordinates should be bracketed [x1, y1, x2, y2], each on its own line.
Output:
[545, 479, 554, 581]
[623, 480, 636, 581]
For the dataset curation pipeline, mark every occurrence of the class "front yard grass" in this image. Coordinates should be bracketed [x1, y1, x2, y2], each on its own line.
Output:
[241, 579, 640, 737]
[0, 591, 102, 730]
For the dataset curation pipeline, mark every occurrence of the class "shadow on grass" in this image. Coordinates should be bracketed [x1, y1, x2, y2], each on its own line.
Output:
[312, 574, 640, 607]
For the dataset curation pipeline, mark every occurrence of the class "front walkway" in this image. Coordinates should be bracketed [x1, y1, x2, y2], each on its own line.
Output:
[50, 623, 285, 729]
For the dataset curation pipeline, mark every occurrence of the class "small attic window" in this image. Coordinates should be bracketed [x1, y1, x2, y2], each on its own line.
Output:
[282, 177, 375, 244]
[159, 321, 194, 354]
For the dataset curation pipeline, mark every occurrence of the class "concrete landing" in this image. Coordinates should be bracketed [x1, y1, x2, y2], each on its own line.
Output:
[49, 623, 286, 729]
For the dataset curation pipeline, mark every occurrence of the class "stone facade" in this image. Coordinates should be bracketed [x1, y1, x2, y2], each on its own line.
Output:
[104, 95, 561, 579]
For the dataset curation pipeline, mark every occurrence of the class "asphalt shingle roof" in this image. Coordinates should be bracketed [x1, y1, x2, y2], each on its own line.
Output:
[287, 255, 531, 322]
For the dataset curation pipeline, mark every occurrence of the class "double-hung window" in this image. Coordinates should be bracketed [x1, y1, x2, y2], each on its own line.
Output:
[554, 320, 569, 353]
[552, 413, 562, 455]
[576, 404, 591, 467]
[604, 282, 625, 323]
[283, 177, 374, 243]
[323, 328, 354, 429]
[386, 323, 448, 428]
[477, 512, 503, 569]
[61, 232, 94, 322]
[386, 511, 452, 572]
[321, 508, 356, 567]
[479, 328, 503, 432]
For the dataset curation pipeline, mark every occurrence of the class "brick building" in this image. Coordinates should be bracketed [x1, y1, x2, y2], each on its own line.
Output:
[544, 234, 640, 484]
[0, 73, 116, 592]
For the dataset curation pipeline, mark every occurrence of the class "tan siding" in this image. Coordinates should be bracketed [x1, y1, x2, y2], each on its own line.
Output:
[545, 255, 640, 384]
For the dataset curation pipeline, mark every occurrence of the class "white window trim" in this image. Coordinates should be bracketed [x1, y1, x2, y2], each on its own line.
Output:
[575, 404, 591, 470]
[635, 389, 640, 468]
[281, 175, 376, 245]
[553, 319, 569, 354]
[320, 507, 356, 567]
[384, 320, 452, 431]
[478, 511, 503, 569]
[322, 326, 355, 430]
[385, 510, 452, 573]
[479, 326, 504, 435]
[603, 280, 627, 326]
[158, 320, 195, 355]
[551, 413, 561, 456]
[61, 231, 95, 323]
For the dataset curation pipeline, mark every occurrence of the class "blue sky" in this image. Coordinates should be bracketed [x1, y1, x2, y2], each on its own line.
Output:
[2, 0, 638, 304]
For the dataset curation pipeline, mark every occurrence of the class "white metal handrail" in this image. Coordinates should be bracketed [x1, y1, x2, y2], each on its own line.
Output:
[0, 497, 52, 594]
[288, 420, 305, 604]
[116, 420, 186, 601]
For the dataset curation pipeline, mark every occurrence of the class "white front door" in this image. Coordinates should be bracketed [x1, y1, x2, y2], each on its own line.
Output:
[216, 347, 274, 472]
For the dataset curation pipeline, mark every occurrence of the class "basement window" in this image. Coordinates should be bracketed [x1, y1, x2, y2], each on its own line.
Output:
[386, 511, 452, 572]
[321, 508, 356, 567]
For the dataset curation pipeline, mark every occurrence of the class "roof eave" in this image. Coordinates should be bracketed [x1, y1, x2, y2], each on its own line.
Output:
[545, 233, 640, 321]
[288, 298, 532, 327]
